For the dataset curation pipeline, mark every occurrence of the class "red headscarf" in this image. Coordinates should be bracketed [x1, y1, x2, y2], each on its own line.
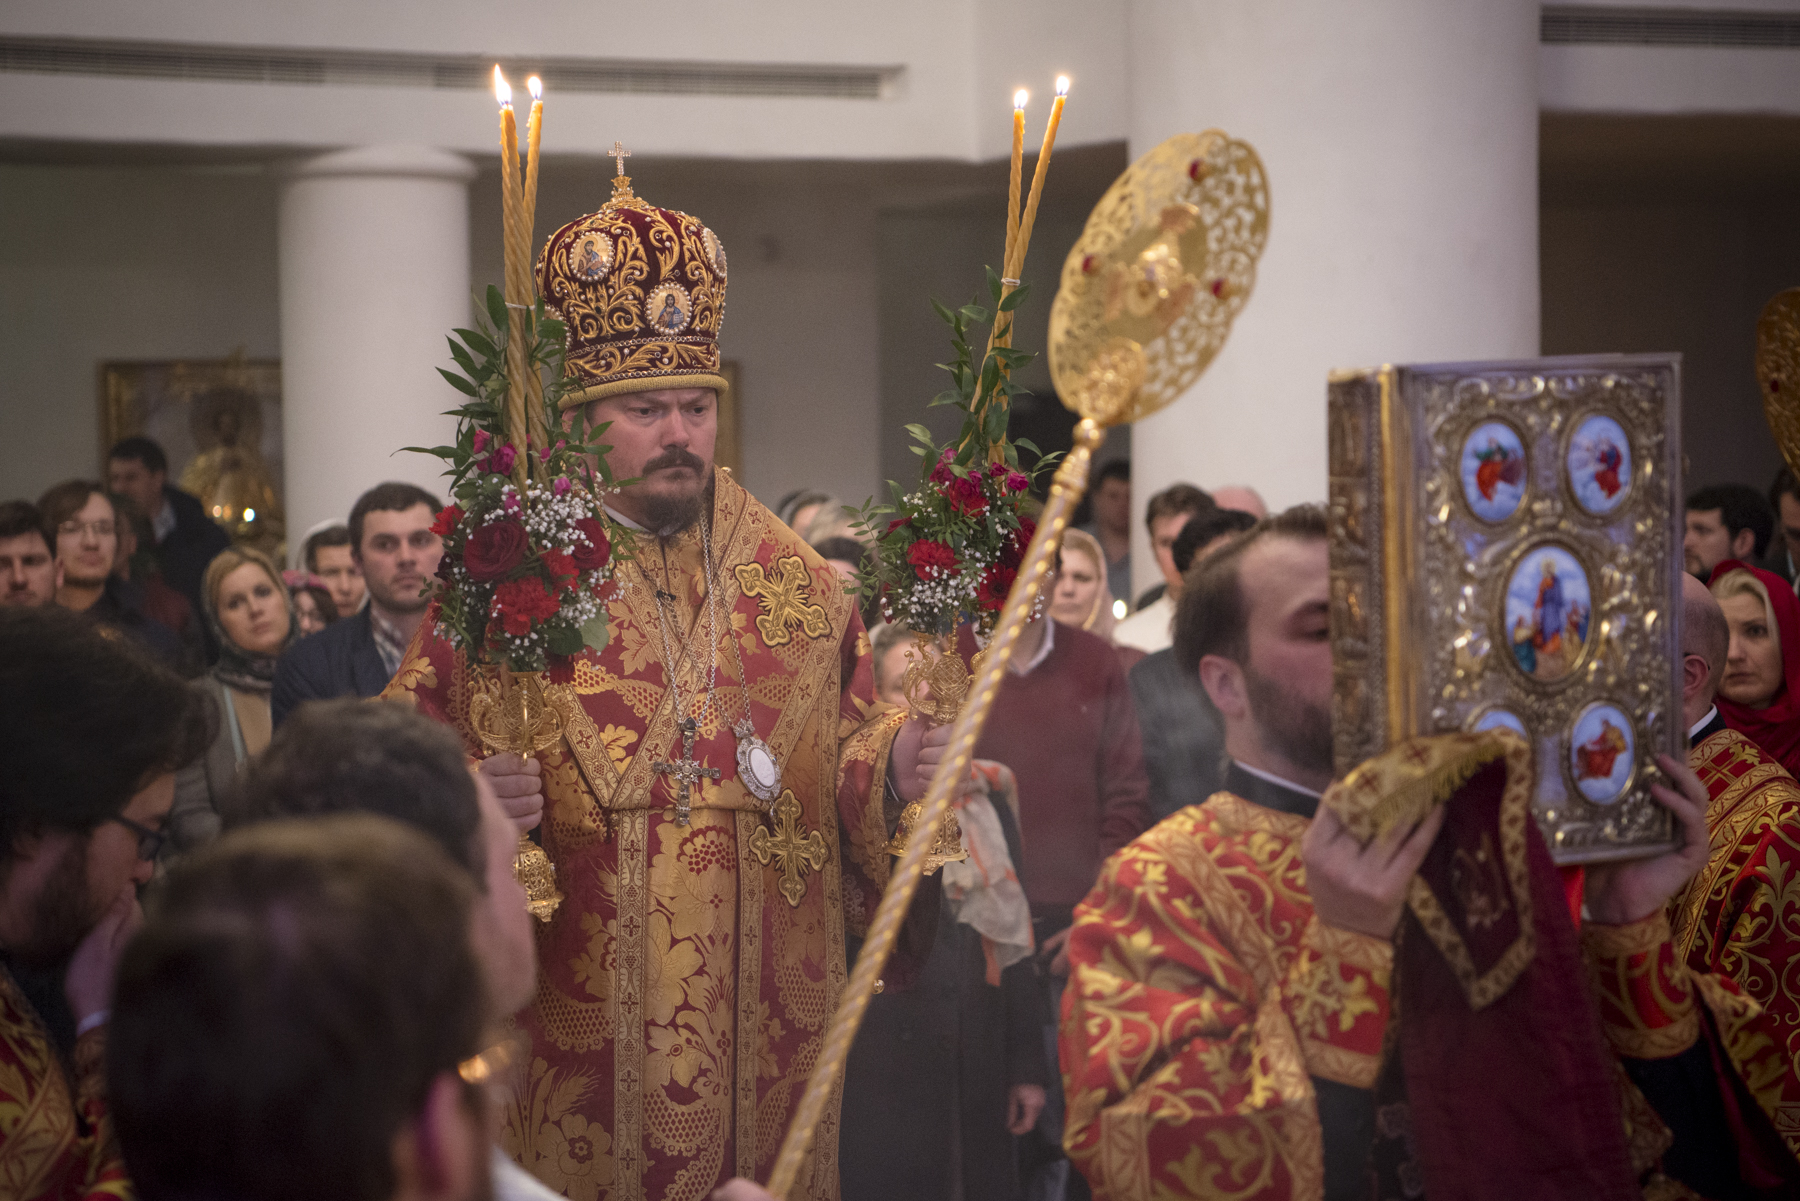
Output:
[1708, 558, 1800, 777]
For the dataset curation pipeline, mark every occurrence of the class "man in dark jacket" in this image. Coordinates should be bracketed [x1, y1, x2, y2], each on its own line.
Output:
[107, 436, 230, 653]
[271, 482, 442, 727]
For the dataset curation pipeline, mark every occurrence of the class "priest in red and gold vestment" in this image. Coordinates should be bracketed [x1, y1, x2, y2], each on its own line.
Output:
[1582, 573, 1800, 1195]
[385, 170, 946, 1201]
[1062, 509, 1691, 1201]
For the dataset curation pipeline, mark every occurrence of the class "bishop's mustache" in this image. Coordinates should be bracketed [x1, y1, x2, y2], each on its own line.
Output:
[644, 448, 706, 474]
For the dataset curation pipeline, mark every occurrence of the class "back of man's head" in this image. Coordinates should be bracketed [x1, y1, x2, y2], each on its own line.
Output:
[231, 699, 483, 878]
[110, 814, 486, 1201]
[1688, 484, 1775, 560]
[106, 436, 169, 477]
[1681, 572, 1730, 709]
[1173, 504, 1330, 678]
[348, 483, 442, 559]
[0, 607, 211, 859]
[1172, 508, 1259, 577]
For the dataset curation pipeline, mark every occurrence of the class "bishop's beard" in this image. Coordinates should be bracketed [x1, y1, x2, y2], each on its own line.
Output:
[641, 454, 713, 536]
[1243, 661, 1334, 778]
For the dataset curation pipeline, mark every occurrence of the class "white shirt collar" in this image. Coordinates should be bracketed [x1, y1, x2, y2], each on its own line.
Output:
[1230, 759, 1324, 800]
[604, 504, 647, 533]
[1011, 617, 1056, 676]
[1687, 705, 1719, 741]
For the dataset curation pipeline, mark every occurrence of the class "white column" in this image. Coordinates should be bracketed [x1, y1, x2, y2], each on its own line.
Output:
[1125, 0, 1540, 597]
[279, 145, 474, 545]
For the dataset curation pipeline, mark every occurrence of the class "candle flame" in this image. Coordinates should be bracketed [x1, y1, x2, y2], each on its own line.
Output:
[1013, 88, 1029, 111]
[528, 75, 542, 102]
[493, 66, 512, 107]
[1055, 75, 1070, 97]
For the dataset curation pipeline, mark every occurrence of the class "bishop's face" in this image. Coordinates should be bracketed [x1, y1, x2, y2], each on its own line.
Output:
[579, 388, 718, 532]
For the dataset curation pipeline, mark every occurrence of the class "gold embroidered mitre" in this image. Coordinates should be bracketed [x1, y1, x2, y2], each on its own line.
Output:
[537, 170, 729, 408]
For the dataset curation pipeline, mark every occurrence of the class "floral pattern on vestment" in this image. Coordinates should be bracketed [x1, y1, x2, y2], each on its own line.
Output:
[0, 972, 127, 1201]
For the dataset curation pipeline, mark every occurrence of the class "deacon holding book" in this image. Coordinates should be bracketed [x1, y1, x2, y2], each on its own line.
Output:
[386, 168, 949, 1201]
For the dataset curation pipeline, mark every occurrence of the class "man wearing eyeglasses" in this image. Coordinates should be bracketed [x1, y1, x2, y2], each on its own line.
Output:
[0, 606, 211, 1199]
[35, 480, 185, 672]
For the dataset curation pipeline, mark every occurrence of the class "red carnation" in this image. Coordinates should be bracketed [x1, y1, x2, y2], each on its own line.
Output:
[976, 564, 1017, 611]
[493, 576, 562, 636]
[907, 539, 958, 578]
[465, 520, 528, 582]
[541, 548, 577, 583]
[431, 504, 465, 538]
[946, 475, 988, 517]
[1000, 518, 1036, 569]
[569, 517, 611, 572]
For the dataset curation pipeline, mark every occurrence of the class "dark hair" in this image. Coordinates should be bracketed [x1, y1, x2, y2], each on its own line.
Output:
[1771, 467, 1800, 514]
[109, 814, 485, 1201]
[1173, 508, 1258, 576]
[303, 524, 353, 572]
[0, 608, 212, 854]
[1173, 504, 1329, 677]
[107, 435, 169, 477]
[231, 699, 484, 879]
[36, 479, 111, 533]
[1094, 460, 1131, 487]
[291, 583, 340, 625]
[1687, 484, 1774, 560]
[811, 536, 867, 568]
[347, 483, 441, 558]
[0, 500, 51, 550]
[1145, 483, 1215, 534]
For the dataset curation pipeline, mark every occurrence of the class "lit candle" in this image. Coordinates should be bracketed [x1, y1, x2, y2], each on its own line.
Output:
[1007, 89, 1026, 265]
[495, 67, 530, 480]
[521, 75, 548, 449]
[1009, 75, 1068, 284]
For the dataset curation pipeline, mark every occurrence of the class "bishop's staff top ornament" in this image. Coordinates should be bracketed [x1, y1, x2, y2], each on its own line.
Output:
[1326, 354, 1683, 864]
[1756, 287, 1800, 485]
[765, 124, 1269, 1199]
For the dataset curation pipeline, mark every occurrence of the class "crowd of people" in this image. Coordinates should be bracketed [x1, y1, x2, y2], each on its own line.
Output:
[7, 424, 1800, 1201]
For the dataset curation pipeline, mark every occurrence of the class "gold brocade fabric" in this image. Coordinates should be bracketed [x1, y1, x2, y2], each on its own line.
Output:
[0, 971, 128, 1201]
[1059, 794, 1394, 1201]
[383, 470, 904, 1201]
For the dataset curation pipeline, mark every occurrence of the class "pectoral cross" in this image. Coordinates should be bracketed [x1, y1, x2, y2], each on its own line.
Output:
[750, 789, 827, 908]
[653, 717, 720, 826]
[609, 140, 631, 177]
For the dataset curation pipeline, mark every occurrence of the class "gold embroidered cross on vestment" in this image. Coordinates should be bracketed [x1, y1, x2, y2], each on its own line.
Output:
[653, 716, 720, 827]
[750, 789, 827, 907]
[734, 556, 830, 647]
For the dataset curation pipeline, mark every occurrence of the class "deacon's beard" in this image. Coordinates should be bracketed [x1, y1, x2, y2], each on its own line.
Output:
[11, 840, 97, 970]
[61, 570, 108, 590]
[1243, 661, 1334, 778]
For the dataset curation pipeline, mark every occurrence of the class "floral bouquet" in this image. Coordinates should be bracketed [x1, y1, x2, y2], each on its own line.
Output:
[408, 285, 630, 673]
[851, 269, 1057, 646]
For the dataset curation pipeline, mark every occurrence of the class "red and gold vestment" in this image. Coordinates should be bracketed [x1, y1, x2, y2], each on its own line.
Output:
[1585, 728, 1800, 1165]
[0, 972, 127, 1201]
[1059, 792, 1391, 1200]
[385, 470, 908, 1201]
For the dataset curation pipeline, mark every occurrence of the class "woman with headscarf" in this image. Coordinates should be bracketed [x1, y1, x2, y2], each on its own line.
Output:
[168, 545, 298, 858]
[282, 568, 340, 637]
[1051, 527, 1139, 670]
[1709, 558, 1800, 777]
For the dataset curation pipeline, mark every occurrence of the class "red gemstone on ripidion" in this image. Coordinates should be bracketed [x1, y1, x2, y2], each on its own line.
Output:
[1210, 278, 1227, 298]
[1188, 159, 1206, 181]
[1774, 378, 1783, 393]
[1081, 254, 1098, 275]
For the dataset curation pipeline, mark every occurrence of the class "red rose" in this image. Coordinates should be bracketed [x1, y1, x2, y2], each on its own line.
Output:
[465, 520, 528, 581]
[885, 516, 910, 536]
[976, 564, 1017, 611]
[930, 449, 955, 486]
[1005, 471, 1029, 494]
[431, 504, 465, 538]
[541, 549, 577, 583]
[569, 518, 611, 572]
[907, 539, 957, 578]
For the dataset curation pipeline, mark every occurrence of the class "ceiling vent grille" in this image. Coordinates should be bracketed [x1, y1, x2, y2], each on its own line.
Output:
[1542, 6, 1800, 48]
[0, 36, 896, 99]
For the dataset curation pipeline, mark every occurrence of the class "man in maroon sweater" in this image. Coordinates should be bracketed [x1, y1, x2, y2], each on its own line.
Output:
[961, 601, 1152, 1199]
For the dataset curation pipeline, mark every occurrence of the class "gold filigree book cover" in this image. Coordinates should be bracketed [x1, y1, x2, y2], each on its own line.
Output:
[1327, 354, 1682, 864]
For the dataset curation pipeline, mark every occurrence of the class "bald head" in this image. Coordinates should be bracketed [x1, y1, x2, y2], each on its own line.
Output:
[1681, 571, 1729, 721]
[1212, 486, 1267, 520]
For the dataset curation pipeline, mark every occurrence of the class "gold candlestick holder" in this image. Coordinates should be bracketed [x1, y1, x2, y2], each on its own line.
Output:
[468, 664, 575, 921]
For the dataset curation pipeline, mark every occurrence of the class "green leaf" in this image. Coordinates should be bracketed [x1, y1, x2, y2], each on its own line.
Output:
[448, 340, 479, 376]
[928, 390, 965, 409]
[958, 304, 992, 325]
[453, 328, 498, 359]
[437, 368, 479, 397]
[904, 423, 934, 445]
[580, 612, 611, 655]
[931, 298, 954, 325]
[998, 282, 1031, 312]
[545, 622, 585, 657]
[987, 266, 1004, 305]
[485, 285, 509, 333]
[1015, 437, 1041, 456]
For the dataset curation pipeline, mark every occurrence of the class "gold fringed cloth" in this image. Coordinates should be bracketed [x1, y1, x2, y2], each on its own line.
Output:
[383, 469, 921, 1201]
[0, 971, 129, 1200]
